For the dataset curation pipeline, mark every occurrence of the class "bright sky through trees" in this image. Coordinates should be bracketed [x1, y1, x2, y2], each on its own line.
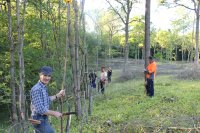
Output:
[84, 0, 178, 31]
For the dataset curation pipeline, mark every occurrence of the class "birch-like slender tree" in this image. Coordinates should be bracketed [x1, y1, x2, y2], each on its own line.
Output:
[79, 0, 89, 99]
[16, 0, 27, 121]
[7, 0, 18, 128]
[72, 0, 82, 118]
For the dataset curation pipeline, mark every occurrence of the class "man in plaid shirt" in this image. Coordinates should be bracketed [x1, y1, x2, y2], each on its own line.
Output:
[31, 66, 65, 133]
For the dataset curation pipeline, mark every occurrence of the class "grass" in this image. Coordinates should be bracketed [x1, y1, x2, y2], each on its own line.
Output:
[2, 62, 200, 133]
[68, 65, 200, 133]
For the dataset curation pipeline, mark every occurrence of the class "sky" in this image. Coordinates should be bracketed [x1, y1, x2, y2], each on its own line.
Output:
[84, 0, 178, 31]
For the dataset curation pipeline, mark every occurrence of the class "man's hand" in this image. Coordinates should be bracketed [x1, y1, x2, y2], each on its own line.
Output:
[45, 110, 63, 118]
[53, 111, 62, 118]
[144, 69, 149, 74]
[56, 89, 65, 98]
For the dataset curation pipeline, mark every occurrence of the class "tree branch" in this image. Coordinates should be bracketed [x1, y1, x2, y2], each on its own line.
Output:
[175, 1, 195, 11]
[105, 0, 126, 24]
[115, 0, 128, 14]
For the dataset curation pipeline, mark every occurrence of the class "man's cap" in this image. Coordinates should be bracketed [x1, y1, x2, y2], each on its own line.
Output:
[39, 66, 53, 75]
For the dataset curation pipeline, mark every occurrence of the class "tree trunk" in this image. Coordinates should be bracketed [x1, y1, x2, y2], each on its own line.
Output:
[96, 44, 99, 71]
[123, 20, 130, 72]
[88, 84, 93, 115]
[16, 0, 27, 122]
[73, 0, 82, 118]
[182, 49, 184, 62]
[144, 0, 151, 68]
[108, 29, 113, 66]
[195, 3, 200, 65]
[175, 45, 178, 61]
[65, 2, 71, 132]
[137, 46, 139, 59]
[39, 0, 45, 55]
[7, 0, 18, 129]
[80, 0, 88, 99]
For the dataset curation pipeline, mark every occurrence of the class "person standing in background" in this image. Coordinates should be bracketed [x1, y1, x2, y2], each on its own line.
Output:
[89, 69, 97, 88]
[100, 66, 107, 94]
[144, 56, 157, 97]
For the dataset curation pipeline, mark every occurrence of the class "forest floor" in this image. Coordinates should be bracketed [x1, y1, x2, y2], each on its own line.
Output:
[2, 60, 200, 133]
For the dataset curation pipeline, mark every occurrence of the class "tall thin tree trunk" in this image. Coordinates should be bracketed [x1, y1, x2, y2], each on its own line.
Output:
[39, 0, 45, 53]
[188, 50, 190, 62]
[16, 0, 27, 122]
[137, 47, 139, 59]
[144, 0, 151, 68]
[175, 46, 178, 61]
[96, 45, 99, 71]
[83, 15, 88, 99]
[73, 0, 81, 118]
[182, 49, 184, 62]
[79, 0, 88, 98]
[195, 3, 200, 65]
[123, 21, 129, 72]
[108, 31, 113, 66]
[7, 0, 18, 130]
[65, 2, 71, 133]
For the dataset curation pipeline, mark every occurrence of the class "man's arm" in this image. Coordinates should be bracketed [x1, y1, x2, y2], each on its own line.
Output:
[44, 110, 62, 118]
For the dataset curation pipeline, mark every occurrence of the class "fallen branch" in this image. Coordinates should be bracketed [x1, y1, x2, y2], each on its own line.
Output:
[167, 126, 200, 132]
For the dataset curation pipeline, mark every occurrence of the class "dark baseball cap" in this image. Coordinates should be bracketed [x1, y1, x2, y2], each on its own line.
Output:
[39, 66, 53, 75]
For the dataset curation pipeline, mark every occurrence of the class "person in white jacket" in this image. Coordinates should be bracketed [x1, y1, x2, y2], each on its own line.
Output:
[100, 66, 107, 94]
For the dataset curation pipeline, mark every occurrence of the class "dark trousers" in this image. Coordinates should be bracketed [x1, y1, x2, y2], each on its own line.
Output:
[100, 81, 105, 94]
[107, 76, 111, 83]
[146, 78, 154, 97]
[90, 81, 96, 88]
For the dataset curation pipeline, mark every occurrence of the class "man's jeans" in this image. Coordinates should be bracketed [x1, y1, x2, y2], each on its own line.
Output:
[146, 78, 154, 97]
[33, 114, 55, 133]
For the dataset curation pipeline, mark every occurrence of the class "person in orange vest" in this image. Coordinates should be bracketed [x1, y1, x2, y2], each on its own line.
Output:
[144, 56, 157, 97]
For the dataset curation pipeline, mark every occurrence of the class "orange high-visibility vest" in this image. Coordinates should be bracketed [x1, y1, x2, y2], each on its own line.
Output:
[146, 61, 157, 79]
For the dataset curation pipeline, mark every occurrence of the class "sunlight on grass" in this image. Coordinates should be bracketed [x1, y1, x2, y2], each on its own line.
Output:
[77, 71, 200, 132]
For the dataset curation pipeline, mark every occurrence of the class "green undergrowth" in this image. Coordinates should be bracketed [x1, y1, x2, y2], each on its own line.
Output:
[70, 73, 200, 133]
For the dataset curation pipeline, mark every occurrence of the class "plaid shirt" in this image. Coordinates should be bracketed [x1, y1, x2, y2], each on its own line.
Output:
[30, 81, 51, 115]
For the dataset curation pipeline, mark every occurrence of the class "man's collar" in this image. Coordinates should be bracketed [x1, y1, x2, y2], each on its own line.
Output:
[38, 80, 47, 87]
